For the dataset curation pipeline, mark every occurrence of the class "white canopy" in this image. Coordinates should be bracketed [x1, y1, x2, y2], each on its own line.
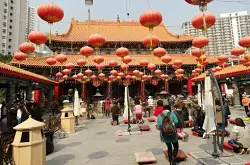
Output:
[202, 76, 216, 134]
[123, 86, 133, 119]
[73, 89, 81, 117]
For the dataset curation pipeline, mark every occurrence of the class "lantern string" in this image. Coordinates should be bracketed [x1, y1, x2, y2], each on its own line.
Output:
[148, 0, 151, 9]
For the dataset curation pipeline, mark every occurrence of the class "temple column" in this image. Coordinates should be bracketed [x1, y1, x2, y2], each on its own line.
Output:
[39, 87, 45, 107]
[232, 81, 241, 106]
[140, 81, 145, 97]
[165, 80, 169, 93]
[6, 83, 16, 107]
[81, 82, 85, 102]
[26, 85, 32, 101]
[54, 86, 59, 101]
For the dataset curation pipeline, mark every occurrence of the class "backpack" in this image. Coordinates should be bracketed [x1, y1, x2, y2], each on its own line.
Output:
[160, 112, 176, 137]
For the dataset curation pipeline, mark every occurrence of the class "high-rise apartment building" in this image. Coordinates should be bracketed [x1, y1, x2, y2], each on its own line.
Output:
[182, 11, 250, 56]
[0, 0, 36, 56]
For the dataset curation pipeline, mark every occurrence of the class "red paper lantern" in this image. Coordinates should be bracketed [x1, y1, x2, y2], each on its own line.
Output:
[56, 72, 63, 78]
[216, 66, 222, 72]
[63, 75, 68, 80]
[37, 3, 64, 24]
[133, 70, 140, 76]
[139, 10, 162, 29]
[116, 47, 129, 58]
[220, 63, 229, 68]
[147, 63, 156, 71]
[85, 69, 93, 75]
[142, 75, 148, 81]
[72, 75, 78, 80]
[172, 65, 180, 70]
[19, 42, 35, 54]
[191, 48, 205, 57]
[88, 33, 105, 47]
[28, 31, 48, 45]
[239, 36, 250, 48]
[215, 59, 223, 65]
[192, 36, 209, 48]
[161, 55, 172, 64]
[173, 60, 183, 66]
[185, 0, 212, 5]
[244, 54, 250, 61]
[147, 75, 153, 80]
[93, 55, 104, 64]
[109, 75, 115, 80]
[46, 57, 57, 66]
[96, 63, 105, 70]
[91, 75, 97, 80]
[160, 74, 166, 80]
[98, 73, 106, 80]
[80, 46, 94, 57]
[77, 73, 84, 79]
[192, 70, 197, 74]
[177, 69, 184, 74]
[118, 72, 125, 77]
[231, 47, 245, 56]
[93, 79, 101, 87]
[110, 70, 118, 76]
[142, 35, 160, 48]
[62, 69, 70, 75]
[202, 60, 209, 65]
[82, 76, 88, 81]
[131, 75, 137, 80]
[14, 52, 27, 61]
[140, 60, 149, 67]
[152, 78, 159, 86]
[212, 68, 217, 73]
[125, 75, 132, 80]
[192, 13, 216, 30]
[121, 64, 129, 71]
[65, 63, 75, 70]
[108, 60, 118, 68]
[122, 56, 132, 64]
[217, 55, 228, 62]
[55, 54, 67, 64]
[139, 72, 144, 77]
[197, 63, 204, 69]
[154, 69, 162, 76]
[243, 62, 250, 67]
[240, 58, 248, 64]
[77, 59, 86, 67]
[153, 47, 166, 58]
[116, 76, 122, 80]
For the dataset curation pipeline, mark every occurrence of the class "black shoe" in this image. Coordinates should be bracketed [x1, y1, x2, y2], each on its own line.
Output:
[171, 158, 176, 165]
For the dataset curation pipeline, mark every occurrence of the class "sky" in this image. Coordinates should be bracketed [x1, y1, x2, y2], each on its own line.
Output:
[30, 0, 250, 34]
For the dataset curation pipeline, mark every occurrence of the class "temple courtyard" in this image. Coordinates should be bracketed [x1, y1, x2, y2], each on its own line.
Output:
[46, 107, 250, 165]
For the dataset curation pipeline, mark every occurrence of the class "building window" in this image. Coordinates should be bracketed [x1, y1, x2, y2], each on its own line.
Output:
[10, 19, 12, 22]
[8, 45, 11, 49]
[10, 13, 13, 16]
[4, 2, 7, 7]
[2, 36, 5, 39]
[2, 43, 5, 47]
[3, 29, 6, 33]
[4, 9, 7, 14]
[8, 52, 11, 55]
[11, 0, 14, 4]
[4, 15, 6, 19]
[9, 32, 12, 36]
[2, 50, 5, 54]
[9, 26, 12, 29]
[10, 6, 13, 10]
[9, 39, 11, 42]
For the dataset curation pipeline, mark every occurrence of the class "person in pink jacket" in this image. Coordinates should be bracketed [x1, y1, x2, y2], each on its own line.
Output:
[134, 100, 143, 123]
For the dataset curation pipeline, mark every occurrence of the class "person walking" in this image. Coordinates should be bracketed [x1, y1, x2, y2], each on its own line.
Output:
[105, 97, 112, 117]
[242, 95, 249, 117]
[173, 103, 188, 141]
[147, 96, 154, 117]
[156, 109, 179, 165]
[134, 100, 143, 123]
[111, 101, 120, 125]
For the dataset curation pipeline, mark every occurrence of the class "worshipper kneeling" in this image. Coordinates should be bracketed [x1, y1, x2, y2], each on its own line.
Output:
[228, 118, 250, 154]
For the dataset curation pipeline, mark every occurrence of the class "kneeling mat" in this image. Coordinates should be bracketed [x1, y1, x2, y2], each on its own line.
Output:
[139, 125, 150, 131]
[223, 142, 233, 151]
[163, 150, 187, 161]
[147, 117, 156, 122]
[229, 119, 236, 124]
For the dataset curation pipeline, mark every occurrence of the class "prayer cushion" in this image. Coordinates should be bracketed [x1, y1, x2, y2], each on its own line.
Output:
[147, 117, 156, 122]
[134, 151, 156, 164]
[163, 150, 187, 161]
[123, 120, 128, 124]
[139, 125, 150, 131]
[192, 131, 199, 136]
[223, 142, 233, 151]
[227, 116, 230, 119]
[229, 119, 236, 124]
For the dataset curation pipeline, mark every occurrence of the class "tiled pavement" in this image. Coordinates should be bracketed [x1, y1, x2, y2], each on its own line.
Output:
[46, 107, 250, 165]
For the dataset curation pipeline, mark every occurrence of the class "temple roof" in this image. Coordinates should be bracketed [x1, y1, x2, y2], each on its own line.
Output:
[11, 54, 217, 68]
[51, 18, 193, 43]
[0, 62, 58, 85]
[192, 64, 250, 81]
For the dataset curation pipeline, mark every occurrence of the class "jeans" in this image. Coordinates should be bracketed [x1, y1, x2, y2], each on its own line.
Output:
[166, 141, 179, 162]
[112, 116, 119, 124]
[228, 139, 236, 147]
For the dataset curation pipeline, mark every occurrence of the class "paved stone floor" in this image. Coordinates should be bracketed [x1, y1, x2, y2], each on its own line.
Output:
[47, 107, 250, 165]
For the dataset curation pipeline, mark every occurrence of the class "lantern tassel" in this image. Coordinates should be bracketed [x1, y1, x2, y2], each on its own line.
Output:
[202, 12, 207, 34]
[50, 66, 52, 75]
[49, 23, 52, 44]
[149, 28, 153, 51]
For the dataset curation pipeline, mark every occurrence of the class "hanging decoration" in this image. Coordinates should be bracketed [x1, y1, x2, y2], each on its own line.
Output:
[37, 3, 64, 43]
[56, 72, 63, 80]
[46, 57, 57, 74]
[14, 52, 27, 68]
[77, 58, 86, 73]
[152, 78, 159, 86]
[142, 35, 160, 49]
[116, 47, 129, 59]
[77, 73, 84, 79]
[65, 62, 75, 70]
[98, 73, 106, 80]
[139, 10, 162, 50]
[96, 63, 105, 72]
[140, 60, 149, 73]
[62, 69, 71, 75]
[93, 79, 101, 87]
[110, 70, 118, 76]
[122, 56, 132, 64]
[55, 54, 67, 72]
[63, 75, 68, 81]
[161, 55, 172, 71]
[19, 42, 35, 54]
[192, 13, 216, 31]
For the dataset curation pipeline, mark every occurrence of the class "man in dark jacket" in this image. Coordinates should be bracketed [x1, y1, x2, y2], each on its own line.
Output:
[111, 102, 120, 125]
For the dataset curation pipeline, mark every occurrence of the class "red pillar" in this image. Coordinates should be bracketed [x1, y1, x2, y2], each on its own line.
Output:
[165, 80, 169, 93]
[107, 81, 111, 97]
[34, 90, 40, 103]
[221, 83, 226, 94]
[54, 86, 59, 101]
[140, 81, 145, 97]
[188, 78, 193, 96]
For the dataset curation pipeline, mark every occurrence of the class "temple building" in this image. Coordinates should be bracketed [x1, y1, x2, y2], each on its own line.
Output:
[11, 18, 218, 102]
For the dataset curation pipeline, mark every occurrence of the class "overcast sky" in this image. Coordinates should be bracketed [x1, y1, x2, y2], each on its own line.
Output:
[30, 0, 249, 34]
